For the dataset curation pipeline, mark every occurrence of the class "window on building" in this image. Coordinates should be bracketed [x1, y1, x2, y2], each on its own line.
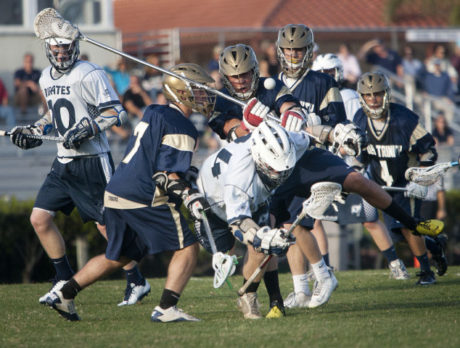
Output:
[0, 0, 23, 25]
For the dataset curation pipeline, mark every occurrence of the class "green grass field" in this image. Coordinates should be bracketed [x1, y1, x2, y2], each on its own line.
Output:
[1, 267, 460, 348]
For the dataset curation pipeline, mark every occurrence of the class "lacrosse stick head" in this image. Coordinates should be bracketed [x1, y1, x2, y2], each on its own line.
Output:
[34, 8, 81, 41]
[212, 252, 237, 288]
[404, 162, 457, 186]
[303, 182, 342, 220]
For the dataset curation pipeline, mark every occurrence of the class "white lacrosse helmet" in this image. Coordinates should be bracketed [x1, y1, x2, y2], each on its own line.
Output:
[45, 37, 80, 73]
[312, 53, 344, 83]
[250, 121, 297, 189]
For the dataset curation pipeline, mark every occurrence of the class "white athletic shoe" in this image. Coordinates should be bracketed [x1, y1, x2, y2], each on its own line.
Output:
[118, 280, 151, 306]
[39, 280, 67, 304]
[284, 291, 311, 308]
[46, 290, 80, 321]
[389, 259, 410, 280]
[150, 305, 200, 322]
[308, 271, 338, 308]
[236, 292, 262, 319]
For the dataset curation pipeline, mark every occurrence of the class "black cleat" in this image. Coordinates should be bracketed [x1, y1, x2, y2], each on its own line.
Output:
[415, 270, 436, 285]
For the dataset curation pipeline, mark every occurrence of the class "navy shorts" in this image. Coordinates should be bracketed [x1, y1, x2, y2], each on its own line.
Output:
[271, 148, 355, 228]
[34, 154, 113, 224]
[105, 204, 197, 262]
[195, 206, 269, 254]
[384, 191, 421, 240]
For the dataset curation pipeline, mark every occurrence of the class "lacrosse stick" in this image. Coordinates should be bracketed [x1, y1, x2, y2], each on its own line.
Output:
[0, 129, 63, 142]
[405, 160, 459, 186]
[200, 211, 237, 289]
[237, 181, 342, 296]
[33, 9, 283, 124]
[381, 186, 407, 192]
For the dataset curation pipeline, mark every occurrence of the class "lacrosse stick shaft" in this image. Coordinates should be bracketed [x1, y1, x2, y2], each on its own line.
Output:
[200, 210, 218, 254]
[381, 186, 407, 192]
[0, 130, 63, 142]
[237, 254, 271, 296]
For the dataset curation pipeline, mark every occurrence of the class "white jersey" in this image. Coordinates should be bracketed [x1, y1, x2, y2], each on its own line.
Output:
[40, 60, 120, 159]
[340, 88, 361, 121]
[197, 132, 309, 223]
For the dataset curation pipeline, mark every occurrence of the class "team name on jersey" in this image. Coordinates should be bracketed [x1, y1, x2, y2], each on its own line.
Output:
[366, 144, 402, 158]
[44, 85, 71, 97]
[299, 100, 314, 113]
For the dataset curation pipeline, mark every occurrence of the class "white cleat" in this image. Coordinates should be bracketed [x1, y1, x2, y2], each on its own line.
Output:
[150, 305, 200, 322]
[284, 291, 312, 308]
[39, 280, 67, 304]
[236, 292, 262, 319]
[389, 259, 410, 280]
[118, 280, 151, 306]
[46, 290, 80, 321]
[308, 271, 338, 308]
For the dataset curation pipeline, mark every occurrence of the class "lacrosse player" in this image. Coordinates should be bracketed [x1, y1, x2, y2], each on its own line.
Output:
[354, 71, 443, 285]
[43, 63, 216, 322]
[196, 121, 312, 319]
[8, 34, 153, 306]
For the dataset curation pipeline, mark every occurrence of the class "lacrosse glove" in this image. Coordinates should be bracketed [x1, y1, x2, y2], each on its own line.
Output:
[404, 182, 428, 200]
[252, 227, 292, 256]
[183, 189, 210, 220]
[10, 125, 43, 150]
[63, 118, 97, 149]
[242, 98, 269, 131]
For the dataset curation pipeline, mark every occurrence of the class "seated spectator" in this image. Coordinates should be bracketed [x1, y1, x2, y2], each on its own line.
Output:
[402, 45, 423, 85]
[123, 75, 153, 122]
[426, 44, 458, 91]
[0, 78, 16, 128]
[104, 58, 130, 95]
[422, 60, 456, 123]
[141, 54, 163, 101]
[432, 112, 454, 146]
[337, 43, 361, 88]
[13, 53, 42, 114]
[359, 39, 404, 78]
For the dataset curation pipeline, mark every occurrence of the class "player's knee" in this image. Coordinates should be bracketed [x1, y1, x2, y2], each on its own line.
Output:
[30, 208, 53, 232]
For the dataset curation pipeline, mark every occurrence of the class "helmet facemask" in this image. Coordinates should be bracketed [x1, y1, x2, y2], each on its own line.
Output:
[276, 24, 314, 78]
[45, 37, 79, 73]
[357, 72, 391, 120]
[219, 44, 260, 100]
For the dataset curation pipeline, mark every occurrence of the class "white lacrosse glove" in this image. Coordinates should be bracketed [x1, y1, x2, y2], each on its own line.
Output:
[242, 98, 270, 131]
[332, 123, 367, 156]
[9, 125, 43, 150]
[305, 112, 322, 127]
[404, 182, 428, 200]
[63, 118, 97, 149]
[252, 227, 292, 256]
[183, 189, 210, 220]
[280, 109, 306, 131]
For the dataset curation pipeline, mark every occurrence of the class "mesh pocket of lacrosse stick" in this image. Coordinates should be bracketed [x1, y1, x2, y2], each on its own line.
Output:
[404, 162, 458, 186]
[303, 182, 342, 220]
[34, 8, 80, 40]
[212, 252, 237, 288]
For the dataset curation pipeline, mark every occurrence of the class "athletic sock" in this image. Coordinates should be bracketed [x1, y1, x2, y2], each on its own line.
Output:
[322, 253, 330, 267]
[125, 265, 144, 285]
[416, 253, 431, 273]
[159, 289, 181, 310]
[382, 245, 398, 263]
[60, 278, 82, 300]
[243, 280, 260, 294]
[51, 255, 74, 281]
[311, 258, 329, 282]
[292, 273, 309, 294]
[263, 270, 283, 304]
[424, 236, 441, 255]
[383, 200, 417, 230]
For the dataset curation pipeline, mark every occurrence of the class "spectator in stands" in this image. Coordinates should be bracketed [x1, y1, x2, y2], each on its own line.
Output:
[207, 44, 223, 73]
[432, 112, 455, 146]
[13, 53, 42, 114]
[259, 40, 279, 77]
[104, 58, 130, 95]
[426, 44, 458, 92]
[359, 39, 404, 78]
[402, 45, 423, 87]
[123, 74, 152, 122]
[337, 43, 361, 88]
[422, 59, 456, 123]
[142, 53, 163, 101]
[0, 78, 16, 128]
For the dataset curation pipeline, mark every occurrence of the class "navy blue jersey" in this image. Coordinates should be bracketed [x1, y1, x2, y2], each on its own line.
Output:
[353, 103, 436, 187]
[209, 77, 298, 139]
[106, 104, 197, 206]
[279, 69, 346, 126]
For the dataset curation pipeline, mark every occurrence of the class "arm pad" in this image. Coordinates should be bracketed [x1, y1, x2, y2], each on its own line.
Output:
[309, 125, 333, 144]
[34, 110, 53, 135]
[93, 105, 127, 132]
[229, 218, 260, 245]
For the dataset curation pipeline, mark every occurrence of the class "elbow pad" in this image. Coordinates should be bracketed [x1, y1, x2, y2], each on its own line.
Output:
[229, 218, 260, 245]
[94, 105, 128, 132]
[309, 125, 333, 144]
[419, 149, 437, 166]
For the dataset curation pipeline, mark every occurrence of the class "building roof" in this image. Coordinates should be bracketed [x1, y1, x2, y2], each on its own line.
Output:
[114, 0, 451, 33]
